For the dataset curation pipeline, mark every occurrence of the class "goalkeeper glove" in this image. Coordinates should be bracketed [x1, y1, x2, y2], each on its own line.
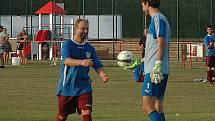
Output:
[150, 60, 164, 84]
[124, 58, 142, 70]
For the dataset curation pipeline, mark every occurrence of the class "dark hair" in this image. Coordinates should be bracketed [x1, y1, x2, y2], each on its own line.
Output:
[22, 30, 27, 35]
[206, 25, 213, 29]
[0, 26, 3, 29]
[141, 0, 160, 8]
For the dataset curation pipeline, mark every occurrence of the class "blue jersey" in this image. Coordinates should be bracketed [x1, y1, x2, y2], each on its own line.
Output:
[57, 39, 103, 96]
[144, 12, 171, 74]
[204, 35, 215, 56]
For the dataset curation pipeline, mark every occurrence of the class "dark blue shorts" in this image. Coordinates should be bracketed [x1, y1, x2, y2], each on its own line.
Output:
[142, 73, 168, 100]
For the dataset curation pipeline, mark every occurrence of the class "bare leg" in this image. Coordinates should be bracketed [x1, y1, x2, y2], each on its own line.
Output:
[0, 53, 4, 67]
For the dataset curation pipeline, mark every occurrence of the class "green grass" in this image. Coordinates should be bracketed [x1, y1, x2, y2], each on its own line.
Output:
[0, 60, 215, 121]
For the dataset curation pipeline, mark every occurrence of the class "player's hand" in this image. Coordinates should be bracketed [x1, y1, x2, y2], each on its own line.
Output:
[101, 75, 109, 83]
[214, 42, 215, 49]
[124, 59, 141, 70]
[81, 59, 94, 67]
[208, 42, 214, 49]
[150, 60, 164, 84]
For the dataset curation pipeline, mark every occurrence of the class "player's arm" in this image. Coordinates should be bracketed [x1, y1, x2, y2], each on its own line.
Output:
[151, 19, 166, 84]
[64, 58, 93, 67]
[150, 37, 165, 84]
[156, 37, 165, 61]
[96, 68, 109, 83]
[204, 37, 213, 49]
[203, 38, 208, 47]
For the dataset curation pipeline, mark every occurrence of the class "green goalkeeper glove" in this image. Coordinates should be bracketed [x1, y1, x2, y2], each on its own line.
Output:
[124, 58, 142, 70]
[150, 60, 164, 84]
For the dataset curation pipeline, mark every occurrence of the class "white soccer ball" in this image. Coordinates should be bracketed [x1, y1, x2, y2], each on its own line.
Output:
[117, 51, 134, 67]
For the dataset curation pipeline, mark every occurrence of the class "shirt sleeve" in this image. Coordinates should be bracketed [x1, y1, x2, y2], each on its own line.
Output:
[154, 17, 167, 39]
[91, 48, 103, 70]
[61, 41, 72, 61]
[204, 37, 209, 46]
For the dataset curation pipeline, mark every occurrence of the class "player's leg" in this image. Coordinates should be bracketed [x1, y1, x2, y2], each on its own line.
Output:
[155, 100, 165, 121]
[155, 74, 168, 121]
[142, 74, 163, 121]
[211, 57, 215, 84]
[142, 96, 163, 121]
[142, 74, 168, 121]
[82, 110, 92, 121]
[78, 92, 93, 121]
[56, 113, 67, 121]
[206, 56, 213, 85]
[207, 67, 213, 85]
[56, 95, 77, 121]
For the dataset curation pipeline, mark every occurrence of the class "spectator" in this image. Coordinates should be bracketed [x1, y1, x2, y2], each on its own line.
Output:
[0, 26, 7, 68]
[3, 28, 11, 63]
[17, 30, 28, 64]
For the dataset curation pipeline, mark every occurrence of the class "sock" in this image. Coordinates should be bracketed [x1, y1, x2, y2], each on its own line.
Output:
[207, 71, 212, 84]
[149, 111, 163, 121]
[160, 113, 165, 121]
[82, 114, 92, 121]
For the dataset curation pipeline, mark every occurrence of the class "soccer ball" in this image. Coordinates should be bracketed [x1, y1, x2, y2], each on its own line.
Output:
[117, 51, 134, 67]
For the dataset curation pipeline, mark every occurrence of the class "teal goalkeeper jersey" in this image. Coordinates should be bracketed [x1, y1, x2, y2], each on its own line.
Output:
[57, 39, 103, 96]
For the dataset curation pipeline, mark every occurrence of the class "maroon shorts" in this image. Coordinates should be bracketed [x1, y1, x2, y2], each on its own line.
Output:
[206, 56, 215, 67]
[58, 92, 92, 116]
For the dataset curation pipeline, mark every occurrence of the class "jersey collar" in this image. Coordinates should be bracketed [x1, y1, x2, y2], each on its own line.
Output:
[71, 38, 86, 45]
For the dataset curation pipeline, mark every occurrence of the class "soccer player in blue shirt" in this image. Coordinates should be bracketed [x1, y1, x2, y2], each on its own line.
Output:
[204, 25, 215, 86]
[141, 0, 171, 121]
[56, 19, 109, 121]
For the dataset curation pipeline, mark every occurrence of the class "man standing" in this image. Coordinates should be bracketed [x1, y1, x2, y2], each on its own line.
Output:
[56, 19, 109, 121]
[141, 0, 171, 121]
[204, 25, 215, 86]
[0, 26, 6, 68]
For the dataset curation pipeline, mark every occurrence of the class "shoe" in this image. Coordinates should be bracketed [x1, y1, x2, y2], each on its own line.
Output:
[0, 66, 4, 68]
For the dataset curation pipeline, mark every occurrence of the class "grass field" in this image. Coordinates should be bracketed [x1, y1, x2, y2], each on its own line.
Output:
[0, 60, 215, 121]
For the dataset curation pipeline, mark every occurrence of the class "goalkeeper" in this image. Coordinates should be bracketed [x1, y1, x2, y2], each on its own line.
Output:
[140, 0, 171, 121]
